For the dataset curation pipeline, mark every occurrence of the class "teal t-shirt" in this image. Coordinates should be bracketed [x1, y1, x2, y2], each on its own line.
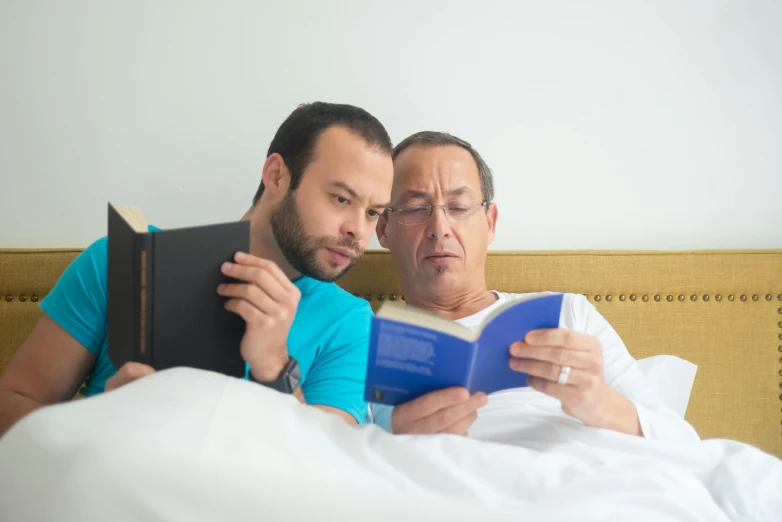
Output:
[40, 230, 373, 422]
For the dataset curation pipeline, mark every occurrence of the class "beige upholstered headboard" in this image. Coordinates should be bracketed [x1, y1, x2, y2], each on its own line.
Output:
[337, 250, 782, 458]
[1, 248, 781, 457]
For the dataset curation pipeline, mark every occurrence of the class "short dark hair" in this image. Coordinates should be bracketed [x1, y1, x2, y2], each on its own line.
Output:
[392, 131, 494, 203]
[252, 102, 393, 205]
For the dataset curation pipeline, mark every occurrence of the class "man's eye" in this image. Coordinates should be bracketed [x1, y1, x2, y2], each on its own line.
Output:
[401, 207, 429, 215]
[447, 205, 470, 213]
[334, 195, 349, 205]
[367, 209, 380, 220]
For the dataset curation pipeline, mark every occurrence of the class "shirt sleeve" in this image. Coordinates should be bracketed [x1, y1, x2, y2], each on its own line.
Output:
[39, 237, 109, 355]
[302, 301, 372, 423]
[369, 403, 394, 432]
[566, 294, 700, 443]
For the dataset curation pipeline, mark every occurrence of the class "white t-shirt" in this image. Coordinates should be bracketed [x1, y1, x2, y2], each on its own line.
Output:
[370, 291, 700, 444]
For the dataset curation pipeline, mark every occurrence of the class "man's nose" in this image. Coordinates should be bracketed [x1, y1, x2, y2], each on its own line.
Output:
[340, 212, 367, 243]
[426, 205, 451, 239]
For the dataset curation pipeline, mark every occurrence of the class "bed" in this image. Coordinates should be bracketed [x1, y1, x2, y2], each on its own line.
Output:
[0, 247, 781, 521]
[1, 247, 780, 458]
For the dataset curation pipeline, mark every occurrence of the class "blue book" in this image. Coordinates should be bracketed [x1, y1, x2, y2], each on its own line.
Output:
[364, 293, 564, 405]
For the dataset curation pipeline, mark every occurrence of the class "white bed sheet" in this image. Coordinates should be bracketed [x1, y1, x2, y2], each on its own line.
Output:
[0, 368, 779, 522]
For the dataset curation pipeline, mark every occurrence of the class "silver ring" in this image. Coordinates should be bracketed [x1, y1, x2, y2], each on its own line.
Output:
[557, 365, 571, 385]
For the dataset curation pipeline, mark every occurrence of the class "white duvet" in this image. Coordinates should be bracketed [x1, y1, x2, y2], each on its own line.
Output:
[0, 368, 779, 522]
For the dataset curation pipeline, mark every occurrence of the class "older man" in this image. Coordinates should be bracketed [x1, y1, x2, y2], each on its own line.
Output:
[372, 131, 698, 442]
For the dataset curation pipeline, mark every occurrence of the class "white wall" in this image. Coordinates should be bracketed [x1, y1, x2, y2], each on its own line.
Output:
[1, 0, 780, 250]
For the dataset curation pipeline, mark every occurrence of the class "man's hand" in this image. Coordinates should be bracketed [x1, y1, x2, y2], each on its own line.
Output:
[105, 362, 156, 392]
[218, 252, 300, 382]
[509, 329, 641, 435]
[391, 387, 488, 435]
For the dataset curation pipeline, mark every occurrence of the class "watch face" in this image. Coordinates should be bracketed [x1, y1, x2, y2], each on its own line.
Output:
[286, 358, 301, 392]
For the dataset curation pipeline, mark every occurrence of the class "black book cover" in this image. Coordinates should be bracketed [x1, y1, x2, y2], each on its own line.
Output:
[107, 203, 249, 378]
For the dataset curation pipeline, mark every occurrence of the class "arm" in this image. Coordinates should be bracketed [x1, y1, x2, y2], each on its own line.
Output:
[312, 405, 357, 425]
[1, 238, 112, 436]
[300, 304, 374, 425]
[510, 327, 644, 436]
[251, 367, 350, 422]
[0, 314, 95, 436]
[0, 236, 161, 436]
[390, 388, 487, 435]
[510, 294, 699, 442]
[219, 253, 363, 424]
[575, 295, 700, 442]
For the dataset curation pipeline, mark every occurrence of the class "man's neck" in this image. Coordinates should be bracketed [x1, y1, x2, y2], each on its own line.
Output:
[404, 284, 498, 322]
[240, 208, 302, 281]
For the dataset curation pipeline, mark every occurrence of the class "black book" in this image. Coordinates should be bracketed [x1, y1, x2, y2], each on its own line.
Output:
[107, 203, 249, 377]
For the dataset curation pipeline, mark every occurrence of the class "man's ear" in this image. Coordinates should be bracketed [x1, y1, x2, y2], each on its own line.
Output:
[376, 212, 390, 249]
[486, 202, 498, 246]
[261, 153, 290, 197]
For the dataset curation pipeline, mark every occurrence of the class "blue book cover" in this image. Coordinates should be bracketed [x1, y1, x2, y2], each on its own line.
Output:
[364, 293, 564, 405]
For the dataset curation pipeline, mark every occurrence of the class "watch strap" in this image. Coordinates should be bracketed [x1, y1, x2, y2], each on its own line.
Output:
[249, 357, 300, 394]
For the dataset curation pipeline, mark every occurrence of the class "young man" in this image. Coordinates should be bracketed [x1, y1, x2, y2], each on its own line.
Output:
[372, 131, 699, 443]
[0, 102, 394, 435]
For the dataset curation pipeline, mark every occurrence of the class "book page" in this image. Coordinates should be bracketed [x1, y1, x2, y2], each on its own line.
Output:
[469, 293, 564, 394]
[376, 302, 476, 342]
[113, 205, 148, 233]
[478, 291, 558, 332]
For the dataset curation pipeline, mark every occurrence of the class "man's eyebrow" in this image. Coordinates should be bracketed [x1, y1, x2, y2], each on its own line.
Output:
[397, 189, 430, 200]
[330, 181, 389, 209]
[397, 187, 473, 200]
[330, 181, 359, 199]
[445, 186, 472, 197]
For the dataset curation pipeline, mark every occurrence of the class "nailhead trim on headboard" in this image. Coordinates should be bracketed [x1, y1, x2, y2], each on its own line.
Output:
[349, 292, 782, 304]
[4, 294, 40, 302]
[586, 294, 778, 303]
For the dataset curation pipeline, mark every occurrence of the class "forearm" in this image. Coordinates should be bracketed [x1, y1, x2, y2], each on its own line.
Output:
[596, 386, 642, 436]
[632, 401, 700, 442]
[606, 364, 700, 442]
[293, 387, 357, 424]
[0, 389, 45, 438]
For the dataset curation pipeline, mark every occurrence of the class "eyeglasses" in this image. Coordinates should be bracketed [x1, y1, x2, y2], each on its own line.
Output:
[386, 202, 488, 226]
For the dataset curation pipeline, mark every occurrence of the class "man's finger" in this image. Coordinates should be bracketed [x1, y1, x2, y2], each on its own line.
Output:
[400, 387, 472, 420]
[419, 392, 487, 433]
[510, 358, 593, 386]
[437, 410, 479, 436]
[218, 283, 279, 316]
[509, 344, 593, 369]
[523, 329, 599, 351]
[221, 262, 290, 303]
[527, 376, 574, 401]
[233, 252, 297, 293]
[224, 298, 265, 325]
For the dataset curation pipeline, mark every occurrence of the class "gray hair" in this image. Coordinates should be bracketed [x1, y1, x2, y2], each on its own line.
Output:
[392, 131, 495, 203]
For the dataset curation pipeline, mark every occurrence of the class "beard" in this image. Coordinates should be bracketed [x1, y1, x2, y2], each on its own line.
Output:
[269, 192, 363, 283]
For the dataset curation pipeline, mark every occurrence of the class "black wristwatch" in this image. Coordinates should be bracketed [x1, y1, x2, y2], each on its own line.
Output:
[249, 357, 300, 394]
